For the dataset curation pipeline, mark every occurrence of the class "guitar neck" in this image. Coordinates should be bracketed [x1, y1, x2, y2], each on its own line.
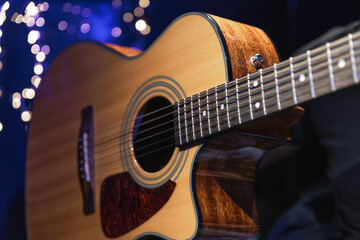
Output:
[174, 32, 360, 147]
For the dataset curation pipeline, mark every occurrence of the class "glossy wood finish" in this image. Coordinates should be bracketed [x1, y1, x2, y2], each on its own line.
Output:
[26, 13, 296, 240]
[210, 14, 279, 79]
[101, 172, 176, 238]
[194, 132, 286, 239]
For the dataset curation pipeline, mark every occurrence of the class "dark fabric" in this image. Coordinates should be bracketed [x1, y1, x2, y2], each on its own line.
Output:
[266, 21, 360, 240]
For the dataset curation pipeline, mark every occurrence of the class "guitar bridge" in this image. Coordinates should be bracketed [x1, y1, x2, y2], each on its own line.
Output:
[78, 105, 95, 215]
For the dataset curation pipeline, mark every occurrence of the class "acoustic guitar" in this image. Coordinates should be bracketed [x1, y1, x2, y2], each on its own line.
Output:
[26, 12, 360, 239]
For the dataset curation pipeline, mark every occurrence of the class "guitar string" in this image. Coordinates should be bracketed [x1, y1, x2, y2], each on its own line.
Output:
[94, 53, 356, 160]
[95, 51, 358, 157]
[94, 34, 360, 149]
[93, 34, 354, 142]
[94, 41, 359, 150]
[94, 31, 360, 141]
[96, 69, 352, 168]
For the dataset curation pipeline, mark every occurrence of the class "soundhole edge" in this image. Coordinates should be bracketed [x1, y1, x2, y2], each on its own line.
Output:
[132, 97, 175, 173]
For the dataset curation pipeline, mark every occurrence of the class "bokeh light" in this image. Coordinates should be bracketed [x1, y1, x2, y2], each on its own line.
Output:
[58, 20, 68, 31]
[123, 12, 133, 23]
[21, 111, 32, 122]
[139, 0, 150, 8]
[111, 27, 122, 37]
[135, 19, 147, 31]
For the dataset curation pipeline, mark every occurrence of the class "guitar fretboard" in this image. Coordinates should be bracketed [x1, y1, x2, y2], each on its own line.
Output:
[174, 32, 360, 147]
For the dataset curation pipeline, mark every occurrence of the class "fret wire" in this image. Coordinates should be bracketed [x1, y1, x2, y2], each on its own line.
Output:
[307, 50, 316, 98]
[179, 34, 360, 138]
[188, 32, 360, 113]
[184, 37, 360, 117]
[190, 95, 195, 141]
[274, 63, 282, 110]
[348, 33, 359, 84]
[235, 78, 242, 124]
[112, 34, 360, 148]
[180, 53, 346, 127]
[177, 101, 182, 146]
[289, 57, 298, 104]
[100, 32, 360, 145]
[183, 61, 355, 137]
[206, 89, 212, 135]
[247, 74, 254, 120]
[259, 69, 267, 115]
[185, 61, 355, 135]
[326, 42, 336, 91]
[183, 99, 189, 143]
[215, 86, 221, 131]
[225, 82, 231, 128]
[198, 93, 203, 138]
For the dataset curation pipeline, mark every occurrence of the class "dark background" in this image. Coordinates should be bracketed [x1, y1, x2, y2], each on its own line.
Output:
[0, 0, 359, 239]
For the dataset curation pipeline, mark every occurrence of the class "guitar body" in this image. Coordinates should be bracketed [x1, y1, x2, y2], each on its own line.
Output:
[26, 13, 301, 239]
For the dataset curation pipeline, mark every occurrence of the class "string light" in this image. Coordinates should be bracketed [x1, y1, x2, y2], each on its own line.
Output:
[41, 2, 49, 12]
[35, 51, 45, 62]
[0, 122, 3, 132]
[134, 7, 144, 17]
[139, 0, 150, 8]
[2, 1, 152, 130]
[31, 75, 41, 88]
[2, 1, 10, 11]
[111, 27, 122, 37]
[80, 23, 90, 33]
[21, 111, 32, 122]
[135, 19, 147, 31]
[31, 44, 40, 54]
[25, 2, 39, 17]
[81, 8, 91, 18]
[112, 0, 122, 9]
[28, 30, 40, 44]
[41, 45, 50, 55]
[36, 17, 45, 27]
[34, 63, 43, 75]
[58, 20, 68, 31]
[62, 3, 72, 13]
[22, 88, 35, 99]
[123, 12, 133, 23]
[26, 17, 36, 27]
[71, 5, 81, 15]
[15, 14, 23, 24]
[140, 25, 151, 35]
[12, 92, 21, 109]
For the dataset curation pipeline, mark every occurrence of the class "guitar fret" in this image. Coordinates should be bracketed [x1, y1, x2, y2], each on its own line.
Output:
[225, 82, 231, 128]
[198, 93, 203, 138]
[183, 99, 189, 143]
[247, 74, 254, 120]
[289, 57, 298, 104]
[174, 31, 360, 148]
[215, 86, 221, 131]
[259, 70, 267, 115]
[326, 42, 336, 91]
[190, 95, 195, 141]
[206, 89, 211, 135]
[348, 33, 359, 84]
[307, 50, 316, 98]
[177, 101, 182, 146]
[235, 79, 242, 124]
[274, 64, 282, 110]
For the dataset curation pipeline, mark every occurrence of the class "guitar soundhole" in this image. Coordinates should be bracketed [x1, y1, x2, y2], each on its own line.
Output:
[132, 97, 175, 173]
